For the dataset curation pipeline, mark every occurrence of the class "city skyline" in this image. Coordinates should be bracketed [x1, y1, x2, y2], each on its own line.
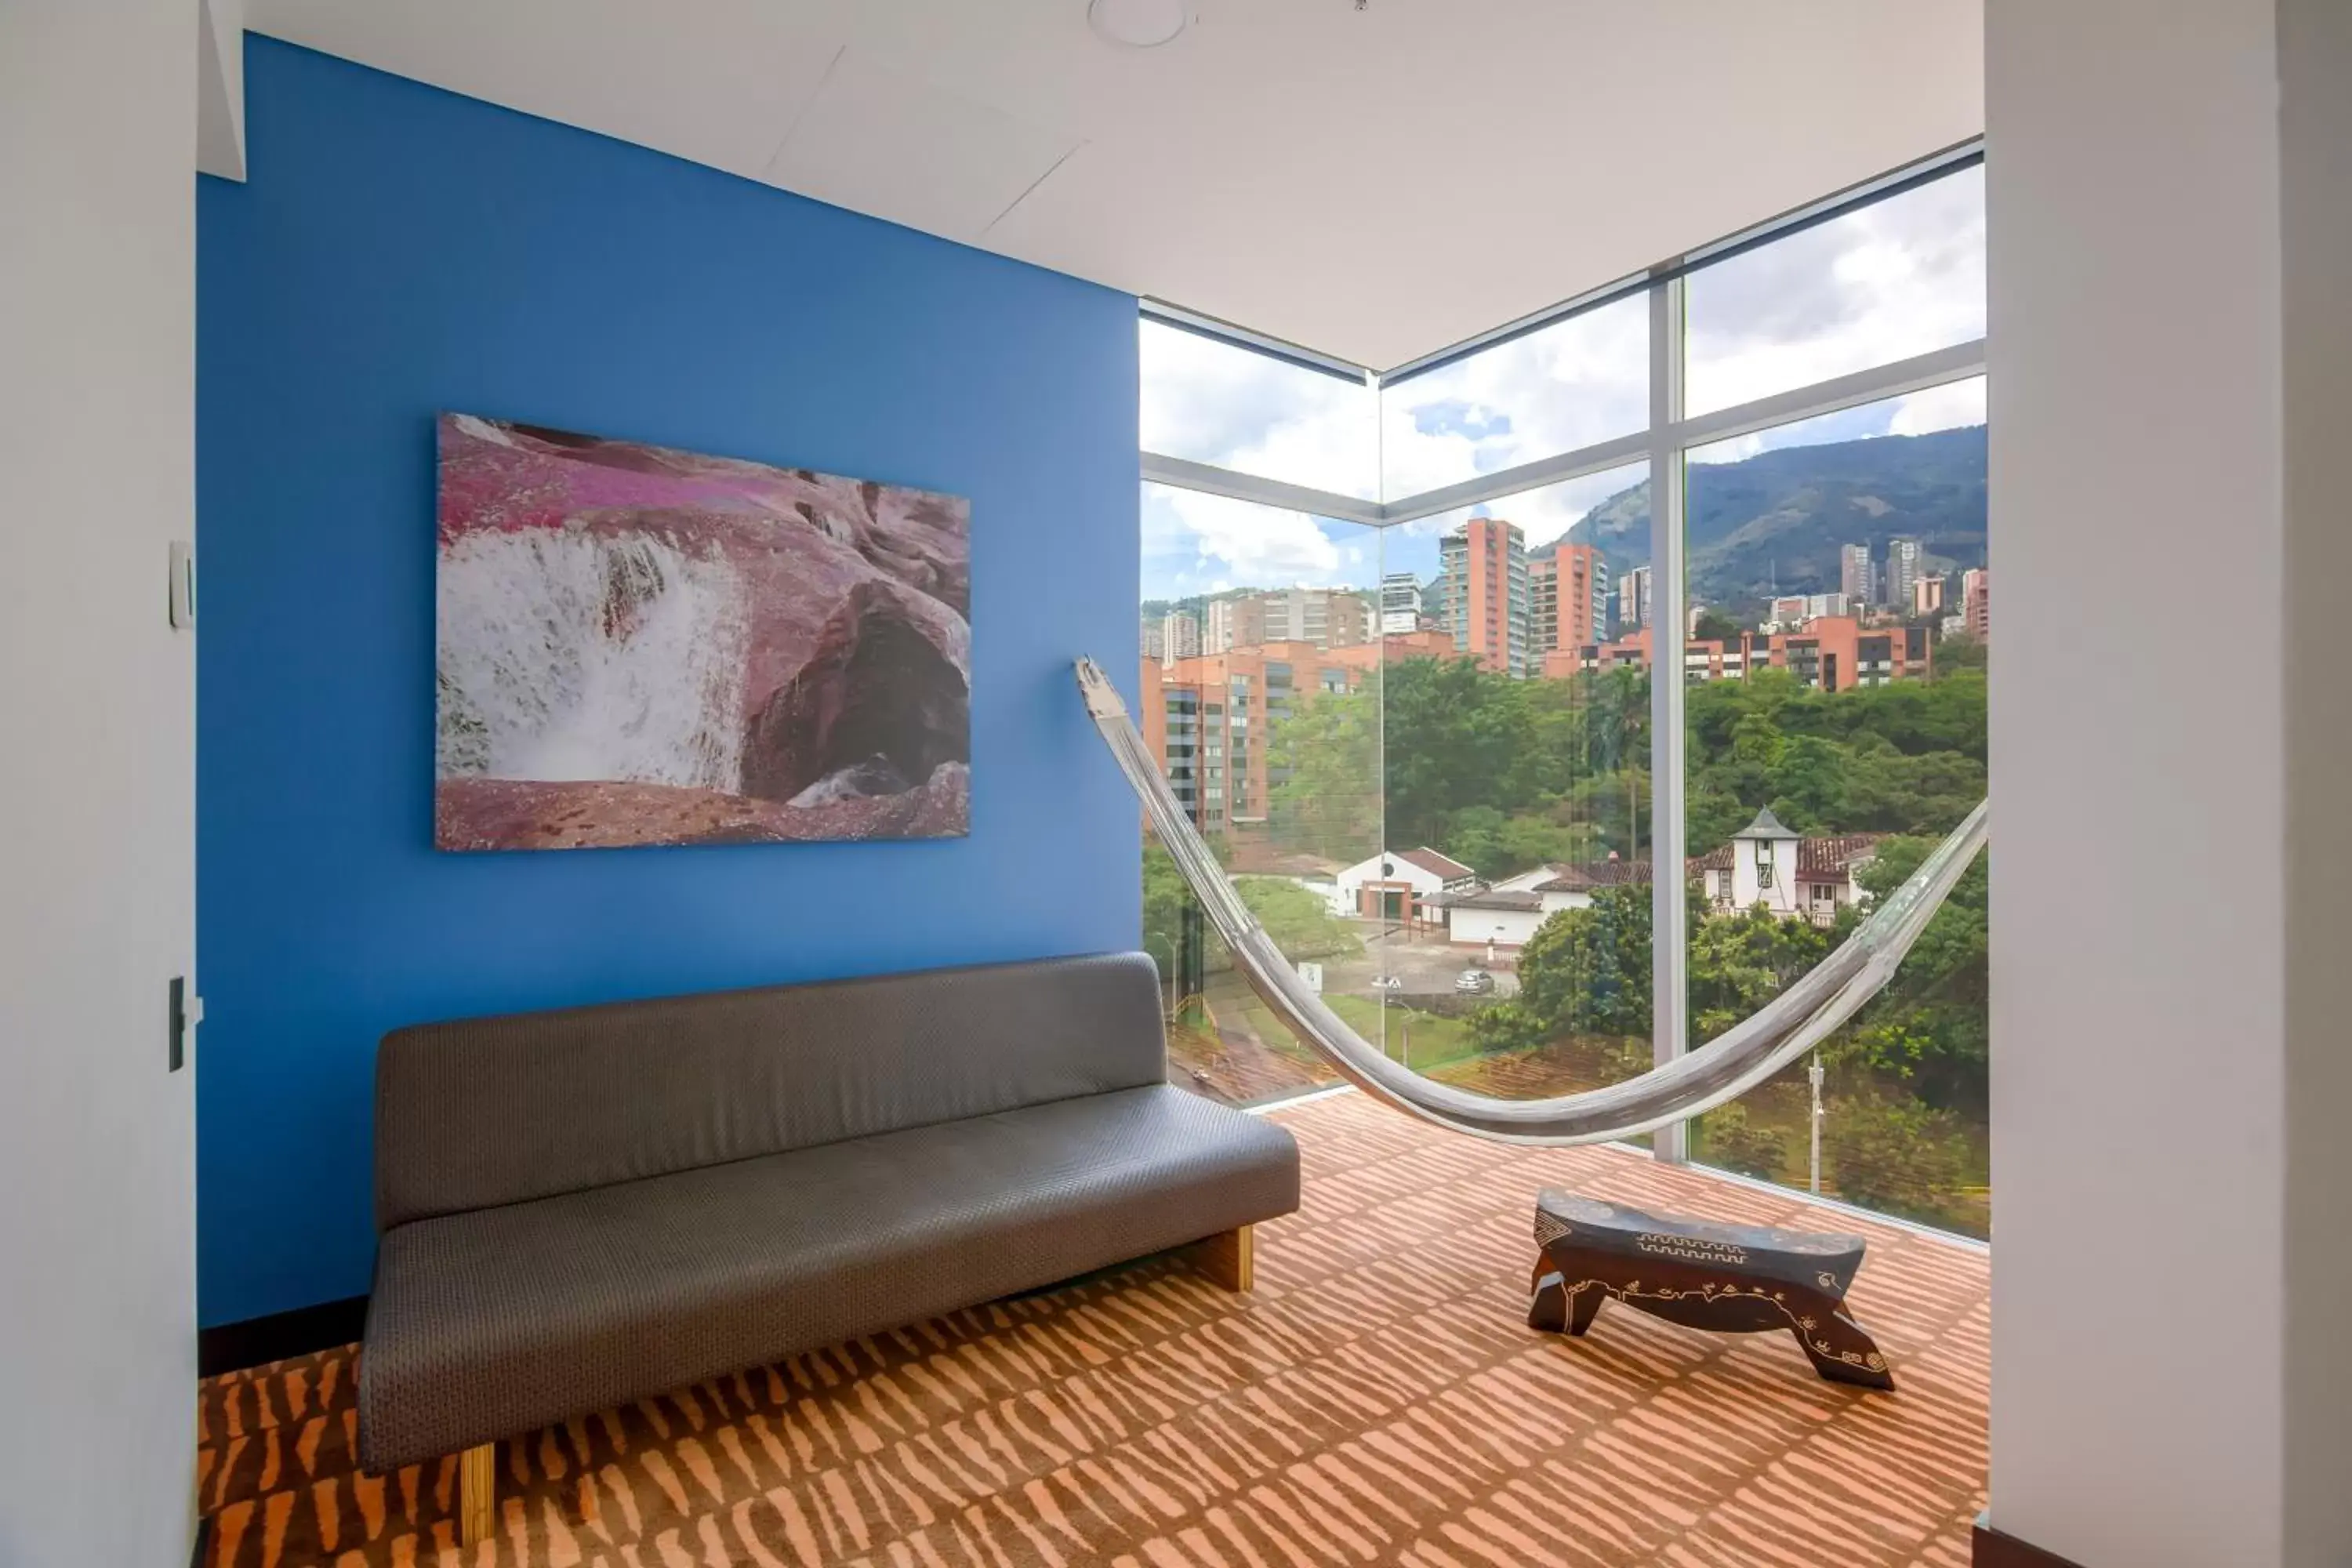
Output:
[1145, 542, 1984, 677]
[1146, 517, 1981, 652]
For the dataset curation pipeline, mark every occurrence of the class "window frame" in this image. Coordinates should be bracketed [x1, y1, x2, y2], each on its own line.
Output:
[1138, 140, 1987, 1165]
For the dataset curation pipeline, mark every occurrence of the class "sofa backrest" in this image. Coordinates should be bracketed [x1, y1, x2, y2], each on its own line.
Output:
[375, 951, 1168, 1230]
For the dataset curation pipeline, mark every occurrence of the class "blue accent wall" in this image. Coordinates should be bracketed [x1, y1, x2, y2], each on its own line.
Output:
[197, 39, 1141, 1327]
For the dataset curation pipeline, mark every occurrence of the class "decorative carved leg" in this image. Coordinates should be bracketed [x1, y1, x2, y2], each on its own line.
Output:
[1191, 1225, 1254, 1292]
[1527, 1264, 1606, 1337]
[458, 1441, 496, 1548]
[1526, 1261, 1568, 1331]
[1788, 1298, 1896, 1391]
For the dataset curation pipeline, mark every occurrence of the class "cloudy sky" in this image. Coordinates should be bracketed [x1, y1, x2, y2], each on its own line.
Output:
[1141, 164, 1985, 605]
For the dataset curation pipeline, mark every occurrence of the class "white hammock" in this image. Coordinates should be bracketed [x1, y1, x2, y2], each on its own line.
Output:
[1079, 656, 1988, 1147]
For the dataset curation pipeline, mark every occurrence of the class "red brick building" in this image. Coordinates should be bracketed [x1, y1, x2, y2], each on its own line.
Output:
[1439, 517, 1530, 676]
[1556, 615, 1933, 691]
[1529, 540, 1608, 655]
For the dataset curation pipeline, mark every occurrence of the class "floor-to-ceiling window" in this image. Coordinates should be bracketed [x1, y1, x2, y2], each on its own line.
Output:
[1139, 321, 1384, 1103]
[1679, 386, 1989, 1234]
[1137, 147, 1987, 1234]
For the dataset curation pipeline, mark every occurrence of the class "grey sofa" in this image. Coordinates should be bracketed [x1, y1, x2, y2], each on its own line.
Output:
[358, 951, 1299, 1543]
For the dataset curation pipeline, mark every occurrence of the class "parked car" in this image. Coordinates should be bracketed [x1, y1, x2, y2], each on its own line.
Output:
[1371, 974, 1403, 995]
[1454, 969, 1496, 995]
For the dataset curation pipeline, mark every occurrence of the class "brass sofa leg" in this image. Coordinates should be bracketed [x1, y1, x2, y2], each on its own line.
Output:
[458, 1441, 496, 1547]
[1191, 1224, 1254, 1292]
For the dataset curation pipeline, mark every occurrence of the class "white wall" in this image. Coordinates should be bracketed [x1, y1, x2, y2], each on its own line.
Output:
[1447, 907, 1545, 949]
[1987, 2, 2291, 1562]
[2278, 0, 2352, 1557]
[1334, 855, 1443, 902]
[0, 5, 199, 1566]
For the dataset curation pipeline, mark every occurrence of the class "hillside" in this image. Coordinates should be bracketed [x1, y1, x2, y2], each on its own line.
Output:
[1561, 425, 1987, 613]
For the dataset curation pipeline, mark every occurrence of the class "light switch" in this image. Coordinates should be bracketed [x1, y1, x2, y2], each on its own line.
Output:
[169, 541, 195, 630]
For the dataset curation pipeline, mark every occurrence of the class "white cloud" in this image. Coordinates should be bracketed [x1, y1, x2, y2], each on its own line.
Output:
[1146, 482, 1348, 590]
[1140, 322, 1377, 500]
[1377, 293, 1650, 505]
[1683, 167, 1986, 416]
[1889, 377, 1987, 436]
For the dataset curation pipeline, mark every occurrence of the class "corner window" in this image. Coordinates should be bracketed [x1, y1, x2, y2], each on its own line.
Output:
[1141, 151, 1987, 1235]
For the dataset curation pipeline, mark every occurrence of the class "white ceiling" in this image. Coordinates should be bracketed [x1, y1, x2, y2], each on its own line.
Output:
[241, 0, 1982, 370]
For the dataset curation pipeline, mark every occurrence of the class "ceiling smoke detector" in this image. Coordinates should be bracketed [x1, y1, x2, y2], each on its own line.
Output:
[1088, 0, 1189, 48]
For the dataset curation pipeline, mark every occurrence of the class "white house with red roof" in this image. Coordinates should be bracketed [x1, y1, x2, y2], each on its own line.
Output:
[1333, 847, 1478, 925]
[1441, 809, 1884, 949]
[1692, 807, 1882, 927]
[1450, 854, 1653, 948]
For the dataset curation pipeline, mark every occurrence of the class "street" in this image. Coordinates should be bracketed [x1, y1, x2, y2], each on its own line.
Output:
[1315, 919, 1519, 1002]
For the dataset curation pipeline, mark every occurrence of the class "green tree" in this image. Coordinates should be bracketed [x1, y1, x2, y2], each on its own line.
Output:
[1235, 876, 1362, 961]
[1691, 608, 1744, 643]
[1514, 885, 1653, 1040]
[1265, 684, 1381, 862]
[1834, 837, 1990, 1110]
[1686, 900, 1842, 1043]
[1936, 631, 1988, 674]
[1824, 1094, 1970, 1220]
[1700, 1102, 1789, 1181]
[1381, 657, 1536, 850]
[1142, 843, 1360, 983]
[1142, 837, 1227, 984]
[1441, 806, 1598, 882]
[1468, 1000, 1548, 1054]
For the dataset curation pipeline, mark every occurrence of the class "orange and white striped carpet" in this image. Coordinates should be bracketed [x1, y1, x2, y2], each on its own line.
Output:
[197, 1089, 1989, 1567]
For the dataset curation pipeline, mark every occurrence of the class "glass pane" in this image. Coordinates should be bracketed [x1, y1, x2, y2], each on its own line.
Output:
[1685, 164, 1985, 419]
[1139, 318, 1377, 501]
[1368, 466, 1661, 1103]
[1379, 292, 1648, 500]
[1141, 482, 1385, 1106]
[1680, 382, 1989, 1236]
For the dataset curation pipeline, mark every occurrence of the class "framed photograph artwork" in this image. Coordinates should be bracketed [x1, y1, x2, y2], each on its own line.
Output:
[434, 414, 970, 850]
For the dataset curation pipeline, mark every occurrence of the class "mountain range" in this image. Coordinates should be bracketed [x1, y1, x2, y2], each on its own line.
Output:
[1555, 424, 1987, 612]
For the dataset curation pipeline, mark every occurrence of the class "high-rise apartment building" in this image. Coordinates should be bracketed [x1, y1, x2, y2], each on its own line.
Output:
[1330, 589, 1371, 647]
[1913, 574, 1947, 615]
[1885, 537, 1924, 613]
[1962, 567, 1990, 642]
[1839, 542, 1878, 606]
[1160, 611, 1200, 659]
[1439, 516, 1530, 677]
[1251, 586, 1369, 649]
[1617, 564, 1653, 631]
[1203, 597, 1237, 653]
[1141, 617, 1165, 658]
[1380, 572, 1424, 635]
[1142, 642, 1370, 837]
[1528, 541, 1609, 653]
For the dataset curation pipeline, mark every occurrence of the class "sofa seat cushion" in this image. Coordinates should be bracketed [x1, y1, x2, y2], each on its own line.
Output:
[358, 1083, 1298, 1470]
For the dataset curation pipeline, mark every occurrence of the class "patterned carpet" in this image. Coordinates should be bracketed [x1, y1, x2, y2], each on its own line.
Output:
[198, 1090, 1989, 1567]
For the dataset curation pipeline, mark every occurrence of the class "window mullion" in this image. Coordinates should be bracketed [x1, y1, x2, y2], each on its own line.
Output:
[1649, 276, 1690, 1164]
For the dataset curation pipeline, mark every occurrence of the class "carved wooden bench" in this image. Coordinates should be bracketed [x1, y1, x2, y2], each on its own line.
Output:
[1526, 1189, 1894, 1389]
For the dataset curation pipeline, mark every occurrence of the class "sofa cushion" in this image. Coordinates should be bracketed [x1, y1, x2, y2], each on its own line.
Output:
[375, 952, 1169, 1229]
[358, 1083, 1299, 1470]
